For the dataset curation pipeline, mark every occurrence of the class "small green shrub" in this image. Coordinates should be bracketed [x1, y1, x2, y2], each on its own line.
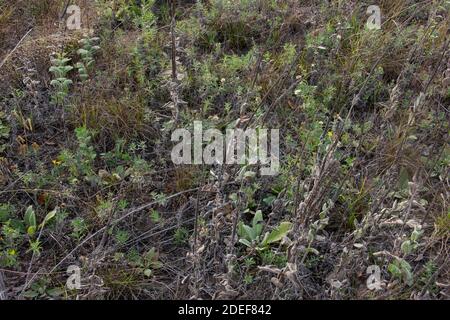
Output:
[174, 227, 189, 245]
[76, 37, 100, 81]
[56, 127, 97, 182]
[238, 210, 292, 250]
[49, 53, 73, 105]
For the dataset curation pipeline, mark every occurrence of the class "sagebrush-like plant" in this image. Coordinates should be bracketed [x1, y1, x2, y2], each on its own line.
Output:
[57, 127, 97, 182]
[49, 53, 73, 105]
[76, 37, 100, 81]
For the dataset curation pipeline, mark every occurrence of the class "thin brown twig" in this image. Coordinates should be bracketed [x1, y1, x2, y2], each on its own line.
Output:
[0, 28, 33, 71]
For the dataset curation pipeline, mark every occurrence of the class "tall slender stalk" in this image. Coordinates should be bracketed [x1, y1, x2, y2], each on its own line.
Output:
[170, 0, 177, 82]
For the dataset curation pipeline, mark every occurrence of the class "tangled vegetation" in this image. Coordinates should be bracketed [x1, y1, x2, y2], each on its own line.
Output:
[0, 0, 448, 300]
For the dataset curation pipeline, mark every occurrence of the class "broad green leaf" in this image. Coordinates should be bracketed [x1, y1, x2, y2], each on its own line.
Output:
[388, 263, 401, 277]
[23, 290, 39, 298]
[239, 238, 252, 247]
[401, 240, 413, 255]
[243, 224, 255, 241]
[263, 195, 276, 206]
[39, 208, 58, 228]
[252, 210, 263, 237]
[237, 221, 246, 239]
[404, 267, 414, 286]
[399, 259, 413, 286]
[27, 225, 36, 236]
[261, 221, 292, 246]
[411, 228, 423, 241]
[47, 287, 65, 297]
[24, 206, 36, 228]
